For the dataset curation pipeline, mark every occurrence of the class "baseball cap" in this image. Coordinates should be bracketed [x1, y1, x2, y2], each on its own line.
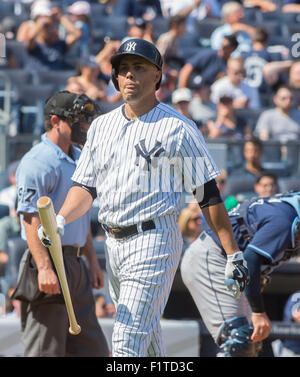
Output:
[172, 88, 192, 104]
[30, 1, 52, 19]
[67, 1, 91, 16]
[44, 91, 78, 118]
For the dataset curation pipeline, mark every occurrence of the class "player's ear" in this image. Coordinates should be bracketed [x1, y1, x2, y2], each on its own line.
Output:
[50, 115, 60, 128]
[155, 70, 162, 87]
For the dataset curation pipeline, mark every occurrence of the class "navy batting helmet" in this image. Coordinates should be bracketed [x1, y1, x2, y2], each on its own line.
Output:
[110, 38, 163, 91]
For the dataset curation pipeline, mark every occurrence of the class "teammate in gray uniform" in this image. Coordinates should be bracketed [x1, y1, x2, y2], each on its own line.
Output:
[181, 191, 300, 357]
[38, 39, 249, 357]
[15, 91, 109, 357]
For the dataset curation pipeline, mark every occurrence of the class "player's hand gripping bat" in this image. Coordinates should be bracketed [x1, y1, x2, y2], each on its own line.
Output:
[37, 196, 81, 335]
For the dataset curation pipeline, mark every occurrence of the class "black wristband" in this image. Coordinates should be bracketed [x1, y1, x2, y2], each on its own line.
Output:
[247, 295, 265, 313]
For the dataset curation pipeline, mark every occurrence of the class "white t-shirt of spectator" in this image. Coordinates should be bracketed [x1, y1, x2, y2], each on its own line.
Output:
[255, 108, 300, 142]
[210, 76, 260, 109]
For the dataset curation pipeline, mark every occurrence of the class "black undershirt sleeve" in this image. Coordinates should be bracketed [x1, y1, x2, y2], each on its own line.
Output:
[72, 181, 97, 200]
[193, 179, 223, 208]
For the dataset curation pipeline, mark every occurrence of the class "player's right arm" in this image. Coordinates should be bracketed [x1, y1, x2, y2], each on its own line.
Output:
[58, 185, 94, 226]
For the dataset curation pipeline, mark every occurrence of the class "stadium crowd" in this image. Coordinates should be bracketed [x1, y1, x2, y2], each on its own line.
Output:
[0, 0, 300, 357]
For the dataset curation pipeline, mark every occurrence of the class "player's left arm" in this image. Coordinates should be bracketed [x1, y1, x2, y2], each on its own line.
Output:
[81, 228, 105, 290]
[194, 179, 249, 298]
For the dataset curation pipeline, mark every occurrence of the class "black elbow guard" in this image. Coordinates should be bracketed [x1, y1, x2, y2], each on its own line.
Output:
[193, 179, 223, 209]
[72, 181, 97, 200]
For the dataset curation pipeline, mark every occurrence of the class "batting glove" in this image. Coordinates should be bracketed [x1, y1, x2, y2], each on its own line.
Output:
[37, 215, 65, 247]
[224, 251, 249, 299]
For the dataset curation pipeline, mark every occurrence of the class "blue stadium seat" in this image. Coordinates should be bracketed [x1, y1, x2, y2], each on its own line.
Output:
[0, 170, 9, 190]
[224, 176, 256, 197]
[278, 176, 300, 193]
[32, 70, 77, 90]
[151, 17, 170, 36]
[6, 40, 29, 68]
[0, 2, 15, 20]
[5, 237, 27, 278]
[91, 16, 128, 41]
[262, 161, 292, 177]
[0, 204, 9, 219]
[93, 239, 106, 270]
[194, 18, 223, 39]
[0, 69, 32, 87]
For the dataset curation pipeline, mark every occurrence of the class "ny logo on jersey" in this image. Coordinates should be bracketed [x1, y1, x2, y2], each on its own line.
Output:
[135, 139, 165, 170]
[125, 41, 137, 52]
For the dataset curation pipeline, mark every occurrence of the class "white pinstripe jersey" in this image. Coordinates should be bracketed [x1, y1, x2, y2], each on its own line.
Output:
[72, 102, 220, 227]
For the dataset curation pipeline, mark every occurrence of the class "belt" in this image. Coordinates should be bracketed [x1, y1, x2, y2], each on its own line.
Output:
[62, 245, 82, 258]
[102, 220, 156, 240]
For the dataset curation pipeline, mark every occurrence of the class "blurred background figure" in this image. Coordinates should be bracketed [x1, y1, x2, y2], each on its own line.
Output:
[67, 1, 92, 58]
[171, 87, 193, 119]
[206, 95, 252, 139]
[94, 292, 116, 319]
[178, 205, 203, 253]
[253, 172, 278, 197]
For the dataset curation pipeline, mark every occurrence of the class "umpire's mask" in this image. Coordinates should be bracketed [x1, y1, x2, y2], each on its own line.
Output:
[44, 91, 101, 147]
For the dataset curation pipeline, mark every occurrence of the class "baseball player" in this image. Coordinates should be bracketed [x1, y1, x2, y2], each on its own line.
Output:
[181, 191, 300, 357]
[15, 91, 109, 357]
[38, 39, 248, 357]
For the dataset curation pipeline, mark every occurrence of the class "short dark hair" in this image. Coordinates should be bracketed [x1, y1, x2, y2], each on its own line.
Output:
[256, 171, 278, 184]
[252, 28, 269, 44]
[223, 34, 239, 49]
[245, 136, 263, 151]
[168, 15, 186, 28]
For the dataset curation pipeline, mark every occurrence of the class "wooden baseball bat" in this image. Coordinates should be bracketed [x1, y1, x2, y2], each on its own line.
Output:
[37, 196, 81, 335]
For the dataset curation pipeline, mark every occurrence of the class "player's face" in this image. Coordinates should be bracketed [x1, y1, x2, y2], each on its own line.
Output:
[117, 56, 161, 103]
[254, 177, 277, 197]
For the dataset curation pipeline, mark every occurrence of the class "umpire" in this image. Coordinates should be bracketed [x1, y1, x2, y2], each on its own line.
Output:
[181, 191, 300, 357]
[14, 91, 109, 357]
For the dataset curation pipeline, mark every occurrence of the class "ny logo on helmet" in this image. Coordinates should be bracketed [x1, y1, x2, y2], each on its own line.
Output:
[125, 41, 137, 52]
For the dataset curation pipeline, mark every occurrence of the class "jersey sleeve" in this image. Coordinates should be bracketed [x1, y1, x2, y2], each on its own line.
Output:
[177, 123, 220, 194]
[16, 160, 57, 214]
[247, 216, 292, 262]
[71, 121, 97, 187]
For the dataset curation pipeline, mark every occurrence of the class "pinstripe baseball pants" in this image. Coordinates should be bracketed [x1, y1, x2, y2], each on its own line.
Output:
[105, 215, 183, 357]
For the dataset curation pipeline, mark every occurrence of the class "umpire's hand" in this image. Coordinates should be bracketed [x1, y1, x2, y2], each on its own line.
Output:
[224, 251, 249, 299]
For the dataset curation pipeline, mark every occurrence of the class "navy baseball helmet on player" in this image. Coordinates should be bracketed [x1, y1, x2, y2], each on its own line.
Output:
[44, 91, 100, 145]
[110, 38, 163, 91]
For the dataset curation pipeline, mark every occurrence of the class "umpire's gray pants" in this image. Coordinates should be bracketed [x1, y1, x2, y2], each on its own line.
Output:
[19, 250, 109, 357]
[180, 231, 252, 345]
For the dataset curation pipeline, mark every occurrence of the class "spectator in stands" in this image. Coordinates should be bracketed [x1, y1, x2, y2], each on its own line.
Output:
[156, 15, 187, 65]
[0, 160, 19, 214]
[206, 95, 252, 139]
[211, 57, 261, 109]
[241, 0, 277, 12]
[67, 1, 92, 58]
[282, 0, 300, 13]
[242, 28, 282, 96]
[178, 206, 202, 252]
[114, 0, 163, 22]
[67, 55, 108, 102]
[289, 61, 300, 109]
[171, 87, 193, 119]
[123, 18, 155, 43]
[278, 290, 300, 357]
[0, 205, 21, 278]
[160, 0, 222, 29]
[178, 34, 238, 89]
[230, 137, 265, 178]
[65, 78, 85, 94]
[17, 1, 81, 72]
[263, 61, 300, 108]
[189, 81, 217, 127]
[94, 292, 116, 319]
[210, 1, 255, 57]
[255, 85, 300, 142]
[254, 172, 278, 197]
